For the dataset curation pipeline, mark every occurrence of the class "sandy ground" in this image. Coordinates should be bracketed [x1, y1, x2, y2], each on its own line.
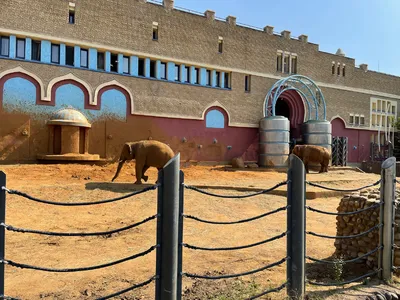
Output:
[0, 162, 398, 299]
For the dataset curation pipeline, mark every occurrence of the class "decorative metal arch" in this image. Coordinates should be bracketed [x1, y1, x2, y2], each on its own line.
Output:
[264, 75, 327, 121]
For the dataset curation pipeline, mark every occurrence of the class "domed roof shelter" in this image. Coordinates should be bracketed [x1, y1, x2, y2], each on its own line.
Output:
[37, 107, 101, 162]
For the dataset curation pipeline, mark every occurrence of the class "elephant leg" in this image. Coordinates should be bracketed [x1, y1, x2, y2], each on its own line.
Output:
[142, 165, 150, 182]
[134, 162, 144, 185]
[111, 160, 125, 182]
[303, 158, 309, 173]
[319, 162, 324, 173]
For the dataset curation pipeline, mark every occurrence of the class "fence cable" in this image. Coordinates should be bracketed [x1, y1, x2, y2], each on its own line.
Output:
[307, 224, 382, 239]
[3, 245, 157, 272]
[307, 269, 381, 286]
[182, 232, 286, 251]
[182, 206, 287, 225]
[2, 214, 157, 237]
[244, 282, 287, 300]
[182, 257, 287, 280]
[305, 180, 381, 192]
[306, 246, 382, 264]
[2, 185, 158, 206]
[183, 181, 287, 199]
[95, 275, 157, 300]
[306, 203, 382, 216]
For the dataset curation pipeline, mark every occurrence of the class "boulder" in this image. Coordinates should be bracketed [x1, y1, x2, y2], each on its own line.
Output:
[231, 157, 245, 168]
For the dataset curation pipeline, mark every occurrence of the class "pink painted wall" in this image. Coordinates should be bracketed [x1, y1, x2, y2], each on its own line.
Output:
[331, 118, 373, 163]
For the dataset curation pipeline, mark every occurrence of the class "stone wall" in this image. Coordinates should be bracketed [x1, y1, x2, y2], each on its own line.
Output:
[334, 189, 400, 271]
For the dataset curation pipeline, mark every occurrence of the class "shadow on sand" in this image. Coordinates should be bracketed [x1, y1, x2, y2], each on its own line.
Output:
[85, 182, 157, 193]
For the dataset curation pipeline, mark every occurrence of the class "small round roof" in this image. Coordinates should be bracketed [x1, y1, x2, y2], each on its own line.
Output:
[47, 106, 91, 128]
[335, 48, 345, 57]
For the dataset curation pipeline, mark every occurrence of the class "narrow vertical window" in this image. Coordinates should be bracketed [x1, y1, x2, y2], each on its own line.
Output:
[224, 72, 230, 89]
[183, 66, 190, 83]
[360, 115, 365, 126]
[150, 60, 156, 78]
[284, 55, 289, 73]
[332, 62, 335, 75]
[291, 56, 297, 74]
[65, 46, 74, 66]
[51, 44, 60, 64]
[194, 68, 199, 84]
[337, 63, 340, 75]
[342, 65, 346, 77]
[392, 105, 396, 114]
[138, 58, 145, 76]
[80, 48, 88, 68]
[152, 22, 159, 40]
[97, 52, 105, 70]
[160, 62, 166, 79]
[218, 37, 223, 53]
[0, 36, 10, 57]
[277, 53, 282, 72]
[349, 114, 354, 125]
[16, 38, 25, 59]
[355, 115, 360, 125]
[206, 70, 211, 86]
[175, 64, 180, 81]
[110, 53, 118, 72]
[69, 9, 75, 24]
[245, 75, 251, 92]
[31, 40, 41, 61]
[123, 56, 130, 74]
[215, 71, 221, 87]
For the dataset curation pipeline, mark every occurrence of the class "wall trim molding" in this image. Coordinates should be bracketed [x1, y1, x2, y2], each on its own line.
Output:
[1, 27, 400, 100]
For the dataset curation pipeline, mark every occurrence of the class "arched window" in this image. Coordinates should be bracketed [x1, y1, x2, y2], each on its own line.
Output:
[206, 109, 225, 128]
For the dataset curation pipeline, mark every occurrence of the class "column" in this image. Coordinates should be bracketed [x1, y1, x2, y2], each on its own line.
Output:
[289, 54, 292, 74]
[74, 46, 81, 68]
[211, 70, 216, 87]
[190, 66, 196, 84]
[282, 53, 285, 74]
[200, 68, 206, 85]
[40, 40, 51, 63]
[25, 38, 32, 61]
[220, 71, 225, 88]
[105, 51, 111, 72]
[156, 60, 161, 79]
[60, 44, 66, 66]
[9, 35, 16, 58]
[130, 56, 138, 76]
[145, 58, 151, 77]
[167, 62, 175, 81]
[180, 64, 186, 83]
[117, 54, 124, 74]
[84, 128, 90, 154]
[89, 48, 97, 70]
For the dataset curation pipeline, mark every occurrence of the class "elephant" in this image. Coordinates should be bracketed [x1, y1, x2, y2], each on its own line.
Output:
[111, 140, 175, 184]
[292, 144, 330, 174]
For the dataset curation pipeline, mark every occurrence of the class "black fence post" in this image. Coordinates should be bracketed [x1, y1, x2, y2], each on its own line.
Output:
[287, 154, 305, 300]
[155, 154, 181, 300]
[177, 170, 184, 300]
[0, 172, 6, 297]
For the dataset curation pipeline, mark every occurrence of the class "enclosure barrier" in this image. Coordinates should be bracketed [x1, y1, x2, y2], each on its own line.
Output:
[0, 154, 398, 300]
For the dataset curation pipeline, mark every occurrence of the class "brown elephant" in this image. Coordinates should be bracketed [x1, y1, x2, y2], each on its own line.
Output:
[111, 140, 175, 184]
[292, 144, 330, 174]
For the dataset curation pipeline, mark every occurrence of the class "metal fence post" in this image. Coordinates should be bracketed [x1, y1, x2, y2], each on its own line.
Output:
[287, 154, 305, 300]
[155, 154, 181, 300]
[0, 172, 6, 297]
[379, 156, 396, 281]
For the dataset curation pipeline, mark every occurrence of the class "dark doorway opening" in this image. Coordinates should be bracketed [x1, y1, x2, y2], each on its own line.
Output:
[275, 98, 290, 119]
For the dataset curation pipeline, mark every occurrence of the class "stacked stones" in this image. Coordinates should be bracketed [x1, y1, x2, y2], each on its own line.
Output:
[334, 189, 400, 272]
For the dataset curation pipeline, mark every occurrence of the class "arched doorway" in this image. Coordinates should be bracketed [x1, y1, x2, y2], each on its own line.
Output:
[275, 98, 290, 119]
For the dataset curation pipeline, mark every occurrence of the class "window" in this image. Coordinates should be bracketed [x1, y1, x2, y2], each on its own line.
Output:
[110, 53, 118, 72]
[138, 58, 145, 76]
[66, 46, 74, 66]
[218, 37, 223, 53]
[31, 40, 40, 61]
[332, 63, 335, 75]
[97, 52, 105, 70]
[392, 106, 396, 114]
[291, 56, 297, 74]
[174, 64, 180, 81]
[337, 64, 340, 76]
[16, 38, 25, 59]
[284, 55, 289, 73]
[355, 115, 360, 125]
[183, 66, 190, 83]
[51, 44, 60, 64]
[69, 9, 75, 24]
[277, 53, 282, 72]
[160, 62, 167, 79]
[224, 72, 230, 88]
[342, 65, 346, 77]
[80, 49, 88, 68]
[245, 75, 251, 92]
[122, 56, 130, 74]
[216, 71, 221, 87]
[0, 36, 10, 57]
[206, 109, 225, 128]
[150, 60, 156, 78]
[194, 68, 199, 84]
[360, 115, 365, 126]
[153, 22, 159, 40]
[206, 70, 211, 86]
[349, 114, 354, 125]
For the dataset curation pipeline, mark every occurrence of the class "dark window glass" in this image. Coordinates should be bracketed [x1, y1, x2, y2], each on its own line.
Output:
[194, 68, 199, 84]
[342, 65, 346, 77]
[218, 40, 223, 53]
[51, 44, 60, 64]
[332, 64, 335, 74]
[277, 54, 282, 72]
[224, 72, 230, 88]
[16, 39, 25, 59]
[291, 57, 297, 74]
[150, 60, 156, 78]
[160, 62, 166, 79]
[337, 64, 340, 75]
[80, 49, 88, 68]
[206, 70, 211, 86]
[183, 66, 190, 83]
[110, 53, 118, 72]
[69, 10, 75, 24]
[175, 65, 180, 81]
[153, 26, 158, 40]
[216, 71, 220, 87]
[245, 75, 251, 92]
[97, 52, 105, 70]
[138, 58, 145, 76]
[66, 46, 74, 66]
[31, 40, 41, 61]
[0, 37, 10, 57]
[123, 56, 130, 74]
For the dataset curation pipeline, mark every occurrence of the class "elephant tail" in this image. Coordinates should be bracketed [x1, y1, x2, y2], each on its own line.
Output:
[111, 160, 125, 182]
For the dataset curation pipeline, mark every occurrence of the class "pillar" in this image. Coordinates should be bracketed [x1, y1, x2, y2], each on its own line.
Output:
[167, 62, 175, 81]
[60, 44, 66, 66]
[89, 48, 97, 70]
[84, 128, 90, 154]
[105, 51, 111, 72]
[130, 56, 138, 76]
[25, 38, 32, 61]
[40, 40, 51, 63]
[74, 46, 81, 68]
[61, 126, 80, 154]
[9, 35, 16, 58]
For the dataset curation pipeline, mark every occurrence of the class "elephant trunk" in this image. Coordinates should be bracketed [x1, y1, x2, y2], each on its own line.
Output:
[111, 159, 125, 182]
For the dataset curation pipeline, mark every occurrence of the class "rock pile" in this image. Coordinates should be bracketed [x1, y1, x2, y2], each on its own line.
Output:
[334, 189, 400, 271]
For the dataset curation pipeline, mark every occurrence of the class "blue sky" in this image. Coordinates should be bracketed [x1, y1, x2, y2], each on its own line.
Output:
[174, 0, 400, 76]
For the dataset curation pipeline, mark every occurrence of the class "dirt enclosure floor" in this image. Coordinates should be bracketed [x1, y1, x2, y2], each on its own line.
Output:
[0, 162, 399, 299]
